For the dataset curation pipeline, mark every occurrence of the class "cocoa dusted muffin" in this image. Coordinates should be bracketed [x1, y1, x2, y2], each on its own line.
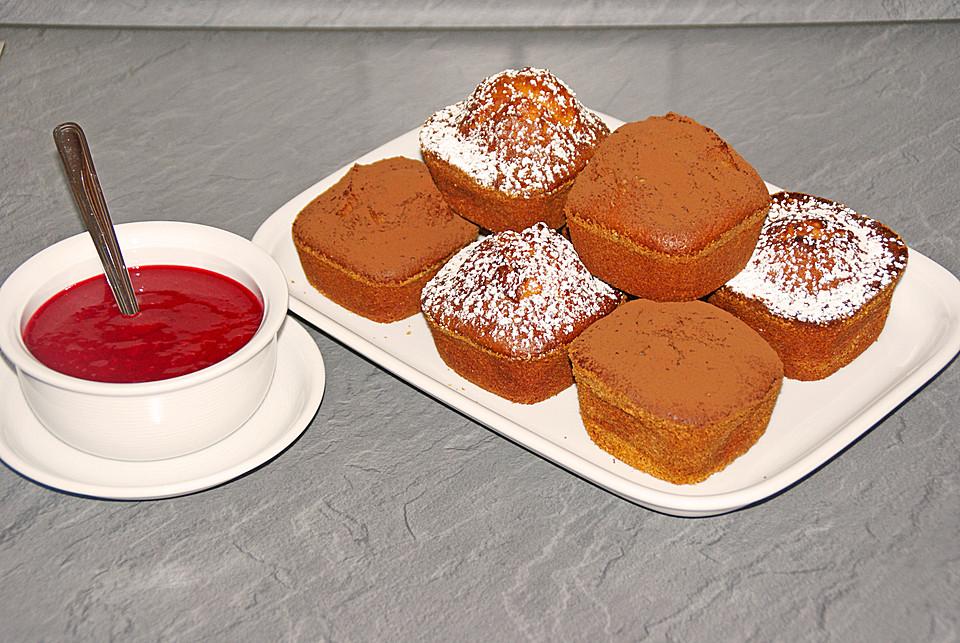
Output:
[569, 299, 784, 485]
[565, 112, 771, 301]
[419, 67, 609, 232]
[708, 191, 909, 380]
[292, 156, 479, 323]
[421, 222, 620, 404]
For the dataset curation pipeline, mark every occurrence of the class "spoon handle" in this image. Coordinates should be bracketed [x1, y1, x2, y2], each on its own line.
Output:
[53, 122, 140, 316]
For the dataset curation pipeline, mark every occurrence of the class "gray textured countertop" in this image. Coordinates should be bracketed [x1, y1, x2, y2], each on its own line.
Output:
[0, 23, 958, 641]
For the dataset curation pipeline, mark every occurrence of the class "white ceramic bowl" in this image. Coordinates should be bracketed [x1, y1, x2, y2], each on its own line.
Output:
[0, 221, 289, 461]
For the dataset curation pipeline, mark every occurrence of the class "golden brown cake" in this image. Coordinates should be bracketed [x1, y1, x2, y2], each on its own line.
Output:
[565, 112, 771, 301]
[419, 67, 609, 233]
[569, 299, 784, 485]
[421, 222, 620, 404]
[708, 191, 909, 380]
[292, 156, 479, 323]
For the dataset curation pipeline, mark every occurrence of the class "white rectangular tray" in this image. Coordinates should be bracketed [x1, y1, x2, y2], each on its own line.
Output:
[253, 119, 960, 517]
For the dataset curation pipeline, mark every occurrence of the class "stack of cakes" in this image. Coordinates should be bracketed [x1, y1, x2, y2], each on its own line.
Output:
[289, 67, 908, 484]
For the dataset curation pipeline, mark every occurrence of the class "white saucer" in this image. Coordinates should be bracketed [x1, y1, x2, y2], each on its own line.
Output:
[0, 317, 325, 499]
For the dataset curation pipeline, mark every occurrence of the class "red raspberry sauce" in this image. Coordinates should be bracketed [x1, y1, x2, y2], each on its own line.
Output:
[23, 265, 264, 383]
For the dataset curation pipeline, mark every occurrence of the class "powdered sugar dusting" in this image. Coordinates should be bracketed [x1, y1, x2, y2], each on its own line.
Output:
[726, 192, 908, 323]
[419, 68, 608, 196]
[421, 223, 619, 357]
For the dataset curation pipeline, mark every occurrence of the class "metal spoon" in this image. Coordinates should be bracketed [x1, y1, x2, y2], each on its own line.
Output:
[53, 122, 140, 316]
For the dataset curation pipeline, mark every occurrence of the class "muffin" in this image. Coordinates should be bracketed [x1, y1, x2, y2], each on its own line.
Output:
[292, 156, 479, 323]
[569, 299, 784, 485]
[708, 191, 909, 380]
[421, 222, 620, 404]
[565, 112, 771, 301]
[419, 67, 609, 232]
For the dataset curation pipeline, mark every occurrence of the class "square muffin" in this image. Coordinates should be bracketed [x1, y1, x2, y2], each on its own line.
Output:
[708, 191, 909, 380]
[292, 156, 479, 323]
[565, 112, 771, 301]
[569, 299, 784, 485]
[421, 222, 620, 404]
[419, 67, 609, 233]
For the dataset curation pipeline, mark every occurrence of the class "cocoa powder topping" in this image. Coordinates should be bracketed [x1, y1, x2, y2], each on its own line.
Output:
[292, 156, 478, 281]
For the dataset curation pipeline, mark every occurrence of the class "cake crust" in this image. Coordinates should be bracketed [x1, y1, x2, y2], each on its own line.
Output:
[293, 244, 452, 324]
[576, 370, 781, 485]
[423, 311, 576, 405]
[568, 203, 769, 302]
[420, 147, 576, 232]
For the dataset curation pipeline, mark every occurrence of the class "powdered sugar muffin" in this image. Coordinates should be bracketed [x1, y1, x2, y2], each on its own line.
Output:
[708, 191, 908, 380]
[421, 223, 620, 404]
[419, 67, 609, 232]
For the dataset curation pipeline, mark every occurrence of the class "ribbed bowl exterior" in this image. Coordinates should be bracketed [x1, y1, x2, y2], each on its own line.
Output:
[17, 340, 277, 461]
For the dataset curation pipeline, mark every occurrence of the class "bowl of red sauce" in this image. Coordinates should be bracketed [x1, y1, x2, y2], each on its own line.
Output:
[0, 221, 289, 461]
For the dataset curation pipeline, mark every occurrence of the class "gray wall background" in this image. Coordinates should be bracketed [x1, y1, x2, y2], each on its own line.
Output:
[2, 0, 959, 28]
